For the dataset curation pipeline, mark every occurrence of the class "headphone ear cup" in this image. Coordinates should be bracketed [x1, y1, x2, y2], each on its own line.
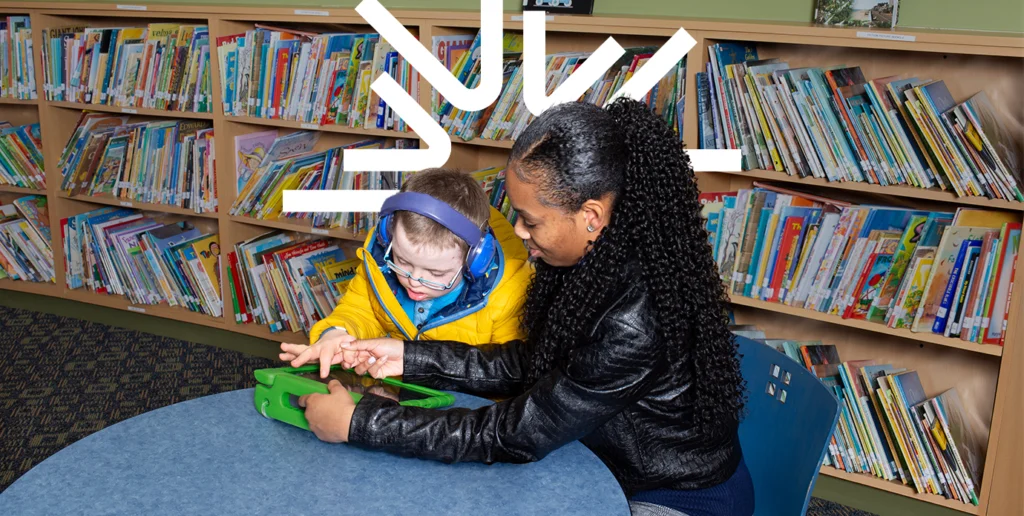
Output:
[466, 233, 496, 280]
[376, 214, 393, 247]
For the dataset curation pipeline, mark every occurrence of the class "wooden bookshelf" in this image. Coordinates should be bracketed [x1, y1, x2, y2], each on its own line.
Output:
[0, 3, 1019, 515]
[0, 185, 45, 195]
[819, 467, 982, 514]
[728, 296, 1005, 357]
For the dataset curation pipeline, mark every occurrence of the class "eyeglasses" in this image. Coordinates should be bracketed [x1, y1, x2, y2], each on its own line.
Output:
[383, 243, 463, 291]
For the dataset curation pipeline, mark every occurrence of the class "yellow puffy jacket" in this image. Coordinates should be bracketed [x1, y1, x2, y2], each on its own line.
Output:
[309, 207, 533, 345]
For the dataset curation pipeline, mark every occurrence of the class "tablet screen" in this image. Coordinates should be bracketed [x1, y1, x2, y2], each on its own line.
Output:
[298, 369, 432, 402]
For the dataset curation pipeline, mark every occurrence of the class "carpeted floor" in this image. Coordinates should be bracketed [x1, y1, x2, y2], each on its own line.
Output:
[0, 305, 875, 515]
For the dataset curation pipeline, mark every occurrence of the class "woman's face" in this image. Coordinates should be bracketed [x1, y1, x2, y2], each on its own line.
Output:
[506, 164, 609, 268]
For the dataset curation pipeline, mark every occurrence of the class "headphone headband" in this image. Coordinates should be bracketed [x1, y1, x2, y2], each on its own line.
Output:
[379, 192, 483, 245]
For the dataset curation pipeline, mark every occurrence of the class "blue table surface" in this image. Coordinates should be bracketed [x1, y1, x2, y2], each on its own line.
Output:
[0, 388, 629, 515]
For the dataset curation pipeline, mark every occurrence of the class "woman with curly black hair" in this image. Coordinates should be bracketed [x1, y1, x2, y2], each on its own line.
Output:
[282, 98, 754, 516]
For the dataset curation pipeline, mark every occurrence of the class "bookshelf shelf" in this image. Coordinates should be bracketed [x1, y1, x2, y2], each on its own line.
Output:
[224, 115, 414, 140]
[0, 4, 1017, 515]
[705, 170, 1024, 212]
[819, 467, 980, 514]
[0, 278, 59, 296]
[0, 98, 37, 105]
[0, 185, 45, 195]
[60, 194, 220, 219]
[728, 296, 1005, 357]
[227, 215, 366, 242]
[62, 288, 226, 328]
[48, 101, 214, 120]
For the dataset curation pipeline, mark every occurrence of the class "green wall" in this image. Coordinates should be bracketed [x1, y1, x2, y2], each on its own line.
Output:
[21, 0, 1024, 33]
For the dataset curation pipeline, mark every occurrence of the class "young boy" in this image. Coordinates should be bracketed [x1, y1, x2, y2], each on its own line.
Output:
[285, 168, 531, 373]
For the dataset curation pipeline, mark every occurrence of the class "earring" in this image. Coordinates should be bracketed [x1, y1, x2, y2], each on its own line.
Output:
[587, 225, 595, 232]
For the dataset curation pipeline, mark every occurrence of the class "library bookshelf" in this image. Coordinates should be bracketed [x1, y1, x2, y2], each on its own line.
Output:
[0, 3, 1020, 514]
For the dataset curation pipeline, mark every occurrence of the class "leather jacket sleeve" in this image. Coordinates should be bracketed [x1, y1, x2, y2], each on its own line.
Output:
[347, 302, 668, 465]
[400, 339, 532, 398]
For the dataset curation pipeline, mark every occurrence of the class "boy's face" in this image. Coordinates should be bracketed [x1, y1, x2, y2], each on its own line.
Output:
[389, 223, 464, 302]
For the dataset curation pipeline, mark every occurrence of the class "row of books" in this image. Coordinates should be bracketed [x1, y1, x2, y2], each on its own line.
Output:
[696, 42, 1023, 202]
[228, 232, 354, 333]
[61, 207, 223, 316]
[59, 112, 217, 214]
[216, 26, 417, 131]
[0, 121, 45, 190]
[705, 186, 1020, 346]
[231, 130, 417, 234]
[228, 164, 521, 334]
[1, 16, 35, 100]
[733, 325, 984, 506]
[41, 23, 213, 113]
[432, 31, 687, 142]
[0, 195, 52, 283]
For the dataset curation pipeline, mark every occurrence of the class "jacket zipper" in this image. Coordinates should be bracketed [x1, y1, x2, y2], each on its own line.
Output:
[362, 249, 413, 340]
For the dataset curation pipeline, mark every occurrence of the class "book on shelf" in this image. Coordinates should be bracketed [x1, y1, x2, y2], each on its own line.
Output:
[431, 30, 687, 143]
[58, 112, 217, 214]
[0, 195, 53, 283]
[0, 121, 45, 190]
[230, 164, 518, 334]
[707, 187, 1020, 346]
[732, 325, 985, 506]
[697, 42, 1023, 203]
[229, 130, 418, 234]
[216, 25, 418, 131]
[61, 207, 223, 316]
[1, 16, 36, 101]
[41, 23, 212, 113]
[813, 0, 899, 29]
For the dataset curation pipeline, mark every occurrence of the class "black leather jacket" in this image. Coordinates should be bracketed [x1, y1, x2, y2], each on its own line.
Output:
[348, 264, 742, 496]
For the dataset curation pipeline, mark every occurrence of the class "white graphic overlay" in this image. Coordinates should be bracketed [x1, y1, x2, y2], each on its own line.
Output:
[283, 0, 740, 215]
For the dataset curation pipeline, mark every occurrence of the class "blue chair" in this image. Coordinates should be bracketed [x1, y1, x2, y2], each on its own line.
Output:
[734, 336, 841, 516]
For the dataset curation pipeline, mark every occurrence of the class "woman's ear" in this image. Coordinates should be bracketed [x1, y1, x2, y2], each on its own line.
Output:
[581, 194, 615, 232]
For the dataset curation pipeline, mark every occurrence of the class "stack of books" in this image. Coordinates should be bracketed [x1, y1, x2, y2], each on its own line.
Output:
[705, 186, 1019, 346]
[1, 16, 36, 101]
[697, 42, 1023, 202]
[231, 130, 417, 234]
[216, 25, 418, 131]
[0, 195, 52, 282]
[59, 113, 217, 214]
[431, 31, 687, 143]
[733, 325, 985, 507]
[0, 121, 45, 190]
[41, 23, 212, 113]
[62, 208, 222, 316]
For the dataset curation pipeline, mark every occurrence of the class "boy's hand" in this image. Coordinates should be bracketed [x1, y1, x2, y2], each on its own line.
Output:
[280, 331, 357, 379]
[345, 338, 405, 379]
[298, 380, 354, 443]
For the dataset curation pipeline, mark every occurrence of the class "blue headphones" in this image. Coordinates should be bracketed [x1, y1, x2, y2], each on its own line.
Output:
[376, 192, 496, 281]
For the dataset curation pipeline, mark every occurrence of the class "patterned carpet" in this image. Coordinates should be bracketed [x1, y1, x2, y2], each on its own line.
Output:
[0, 305, 875, 515]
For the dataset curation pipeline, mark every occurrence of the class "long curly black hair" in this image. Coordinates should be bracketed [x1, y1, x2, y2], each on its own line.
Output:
[509, 98, 745, 437]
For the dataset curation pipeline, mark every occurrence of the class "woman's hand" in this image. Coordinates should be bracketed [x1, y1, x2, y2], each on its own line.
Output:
[343, 338, 405, 379]
[280, 330, 357, 379]
[298, 380, 355, 443]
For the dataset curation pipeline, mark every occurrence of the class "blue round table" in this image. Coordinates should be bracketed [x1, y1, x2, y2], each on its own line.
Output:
[0, 388, 629, 515]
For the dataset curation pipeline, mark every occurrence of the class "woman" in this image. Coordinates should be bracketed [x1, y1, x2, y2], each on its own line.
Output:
[281, 98, 754, 516]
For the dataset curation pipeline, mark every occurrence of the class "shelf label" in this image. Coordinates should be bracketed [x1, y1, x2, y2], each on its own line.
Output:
[856, 31, 916, 42]
[300, 122, 318, 130]
[311, 228, 329, 235]
[120, 201, 133, 207]
[511, 14, 554, 21]
[294, 9, 329, 16]
[126, 306, 146, 313]
[116, 4, 148, 10]
[121, 108, 138, 114]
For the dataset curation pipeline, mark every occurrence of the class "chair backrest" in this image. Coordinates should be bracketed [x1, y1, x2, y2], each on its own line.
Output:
[734, 336, 840, 516]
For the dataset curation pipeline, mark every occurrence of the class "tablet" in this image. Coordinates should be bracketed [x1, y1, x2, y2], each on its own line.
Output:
[253, 364, 456, 432]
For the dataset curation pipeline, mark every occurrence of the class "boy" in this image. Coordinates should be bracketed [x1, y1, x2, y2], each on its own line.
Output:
[284, 168, 531, 375]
